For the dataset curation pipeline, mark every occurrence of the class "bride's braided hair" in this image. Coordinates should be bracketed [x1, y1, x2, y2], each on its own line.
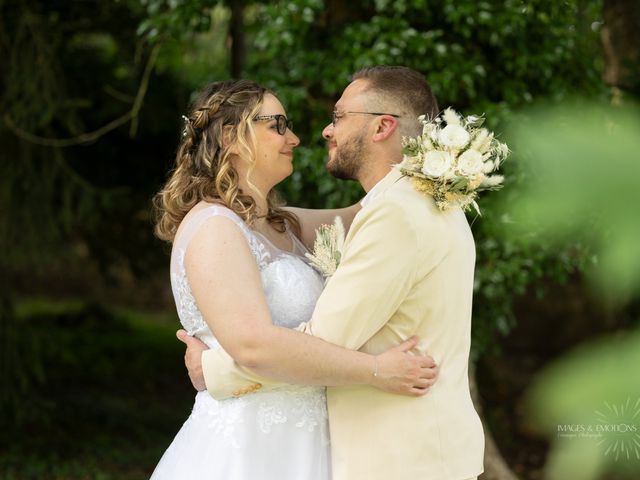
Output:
[154, 80, 300, 242]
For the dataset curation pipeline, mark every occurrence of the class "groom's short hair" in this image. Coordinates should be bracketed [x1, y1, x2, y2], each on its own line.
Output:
[351, 66, 439, 137]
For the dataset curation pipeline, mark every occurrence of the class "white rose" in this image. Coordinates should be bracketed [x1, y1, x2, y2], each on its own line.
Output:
[457, 149, 484, 176]
[439, 124, 470, 149]
[421, 150, 453, 178]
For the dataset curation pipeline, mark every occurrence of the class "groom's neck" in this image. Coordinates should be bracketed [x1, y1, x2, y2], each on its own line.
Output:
[359, 162, 396, 192]
[359, 143, 403, 192]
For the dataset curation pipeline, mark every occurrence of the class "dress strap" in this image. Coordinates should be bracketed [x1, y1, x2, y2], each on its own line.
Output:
[287, 229, 310, 257]
[173, 204, 253, 253]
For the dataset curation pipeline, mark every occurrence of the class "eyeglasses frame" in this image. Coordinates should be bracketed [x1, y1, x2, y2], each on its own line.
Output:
[332, 110, 401, 126]
[253, 114, 293, 135]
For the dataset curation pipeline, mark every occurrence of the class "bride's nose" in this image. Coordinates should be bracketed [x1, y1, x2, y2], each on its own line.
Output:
[286, 129, 300, 146]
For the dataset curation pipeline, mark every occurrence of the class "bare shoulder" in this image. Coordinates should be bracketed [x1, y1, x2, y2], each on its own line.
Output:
[184, 214, 254, 269]
[175, 200, 229, 240]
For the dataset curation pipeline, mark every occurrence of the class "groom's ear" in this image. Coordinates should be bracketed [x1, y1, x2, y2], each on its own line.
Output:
[372, 115, 398, 142]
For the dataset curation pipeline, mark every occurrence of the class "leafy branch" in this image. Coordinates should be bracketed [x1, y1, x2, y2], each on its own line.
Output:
[3, 43, 161, 147]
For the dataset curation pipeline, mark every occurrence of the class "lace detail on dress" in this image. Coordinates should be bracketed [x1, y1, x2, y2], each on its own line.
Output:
[166, 204, 328, 446]
[171, 249, 207, 336]
[256, 386, 328, 438]
[291, 387, 328, 434]
[248, 235, 271, 270]
[258, 401, 288, 433]
[255, 386, 328, 435]
[188, 392, 249, 449]
[185, 385, 329, 449]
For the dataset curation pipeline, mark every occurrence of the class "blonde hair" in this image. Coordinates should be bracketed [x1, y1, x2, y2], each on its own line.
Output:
[154, 80, 300, 242]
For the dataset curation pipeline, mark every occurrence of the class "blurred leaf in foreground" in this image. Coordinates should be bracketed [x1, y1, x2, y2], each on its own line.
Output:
[504, 103, 640, 480]
[506, 103, 640, 305]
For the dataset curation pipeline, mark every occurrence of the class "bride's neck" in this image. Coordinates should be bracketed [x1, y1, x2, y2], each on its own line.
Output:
[237, 180, 270, 218]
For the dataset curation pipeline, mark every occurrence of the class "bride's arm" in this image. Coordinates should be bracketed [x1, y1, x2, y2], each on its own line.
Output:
[284, 202, 361, 250]
[186, 215, 432, 391]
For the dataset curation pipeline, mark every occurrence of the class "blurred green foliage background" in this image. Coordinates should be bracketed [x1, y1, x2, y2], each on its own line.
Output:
[1, 0, 638, 478]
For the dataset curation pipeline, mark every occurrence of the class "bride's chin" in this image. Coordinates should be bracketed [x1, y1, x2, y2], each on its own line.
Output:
[271, 169, 293, 189]
[282, 163, 294, 179]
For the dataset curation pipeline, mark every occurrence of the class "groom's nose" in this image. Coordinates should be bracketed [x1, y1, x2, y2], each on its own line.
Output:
[322, 123, 334, 140]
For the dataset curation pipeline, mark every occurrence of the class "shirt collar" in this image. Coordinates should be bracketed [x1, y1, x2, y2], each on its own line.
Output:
[359, 167, 402, 208]
[360, 179, 384, 208]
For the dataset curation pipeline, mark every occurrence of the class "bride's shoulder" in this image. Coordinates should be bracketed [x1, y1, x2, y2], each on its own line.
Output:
[174, 201, 250, 248]
[185, 200, 237, 220]
[183, 201, 244, 228]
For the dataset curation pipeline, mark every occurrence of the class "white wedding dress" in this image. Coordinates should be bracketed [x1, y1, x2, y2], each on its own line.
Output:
[150, 205, 330, 480]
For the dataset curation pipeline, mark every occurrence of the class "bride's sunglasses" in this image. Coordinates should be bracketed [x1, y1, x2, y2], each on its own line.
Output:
[253, 114, 293, 135]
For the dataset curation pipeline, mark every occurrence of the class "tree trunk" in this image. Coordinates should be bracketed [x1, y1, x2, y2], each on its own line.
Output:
[0, 289, 21, 428]
[470, 365, 520, 480]
[319, 0, 374, 29]
[601, 0, 640, 92]
[229, 0, 245, 78]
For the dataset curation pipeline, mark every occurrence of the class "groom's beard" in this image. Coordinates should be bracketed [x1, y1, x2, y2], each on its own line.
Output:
[326, 133, 367, 181]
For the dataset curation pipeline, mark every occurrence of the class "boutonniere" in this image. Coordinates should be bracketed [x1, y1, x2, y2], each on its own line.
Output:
[396, 108, 510, 215]
[305, 216, 345, 281]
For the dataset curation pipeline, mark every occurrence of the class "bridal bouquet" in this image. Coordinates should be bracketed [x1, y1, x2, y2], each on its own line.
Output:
[396, 108, 510, 214]
[305, 216, 345, 280]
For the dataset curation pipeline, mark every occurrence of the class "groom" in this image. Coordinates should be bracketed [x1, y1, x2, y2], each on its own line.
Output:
[180, 66, 484, 480]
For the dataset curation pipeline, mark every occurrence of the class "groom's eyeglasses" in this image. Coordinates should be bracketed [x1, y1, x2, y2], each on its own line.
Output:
[332, 110, 401, 126]
[254, 114, 293, 135]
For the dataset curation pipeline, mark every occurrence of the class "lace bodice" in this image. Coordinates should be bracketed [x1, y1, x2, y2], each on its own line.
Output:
[170, 205, 324, 348]
[150, 205, 331, 476]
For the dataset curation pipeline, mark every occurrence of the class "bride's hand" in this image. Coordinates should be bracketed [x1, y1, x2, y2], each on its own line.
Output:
[177, 329, 209, 391]
[370, 336, 439, 396]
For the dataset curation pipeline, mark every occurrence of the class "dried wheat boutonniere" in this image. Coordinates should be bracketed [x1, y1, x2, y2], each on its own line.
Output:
[305, 216, 345, 281]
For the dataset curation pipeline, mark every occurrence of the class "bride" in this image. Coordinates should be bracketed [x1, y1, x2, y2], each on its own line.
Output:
[150, 79, 436, 479]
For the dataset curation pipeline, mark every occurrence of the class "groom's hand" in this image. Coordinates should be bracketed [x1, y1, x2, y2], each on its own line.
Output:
[176, 329, 209, 392]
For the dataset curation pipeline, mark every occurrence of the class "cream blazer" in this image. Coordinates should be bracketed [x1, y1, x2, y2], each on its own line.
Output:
[201, 168, 485, 480]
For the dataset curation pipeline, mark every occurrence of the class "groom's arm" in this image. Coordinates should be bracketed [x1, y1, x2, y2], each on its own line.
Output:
[201, 197, 446, 399]
[284, 202, 361, 250]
